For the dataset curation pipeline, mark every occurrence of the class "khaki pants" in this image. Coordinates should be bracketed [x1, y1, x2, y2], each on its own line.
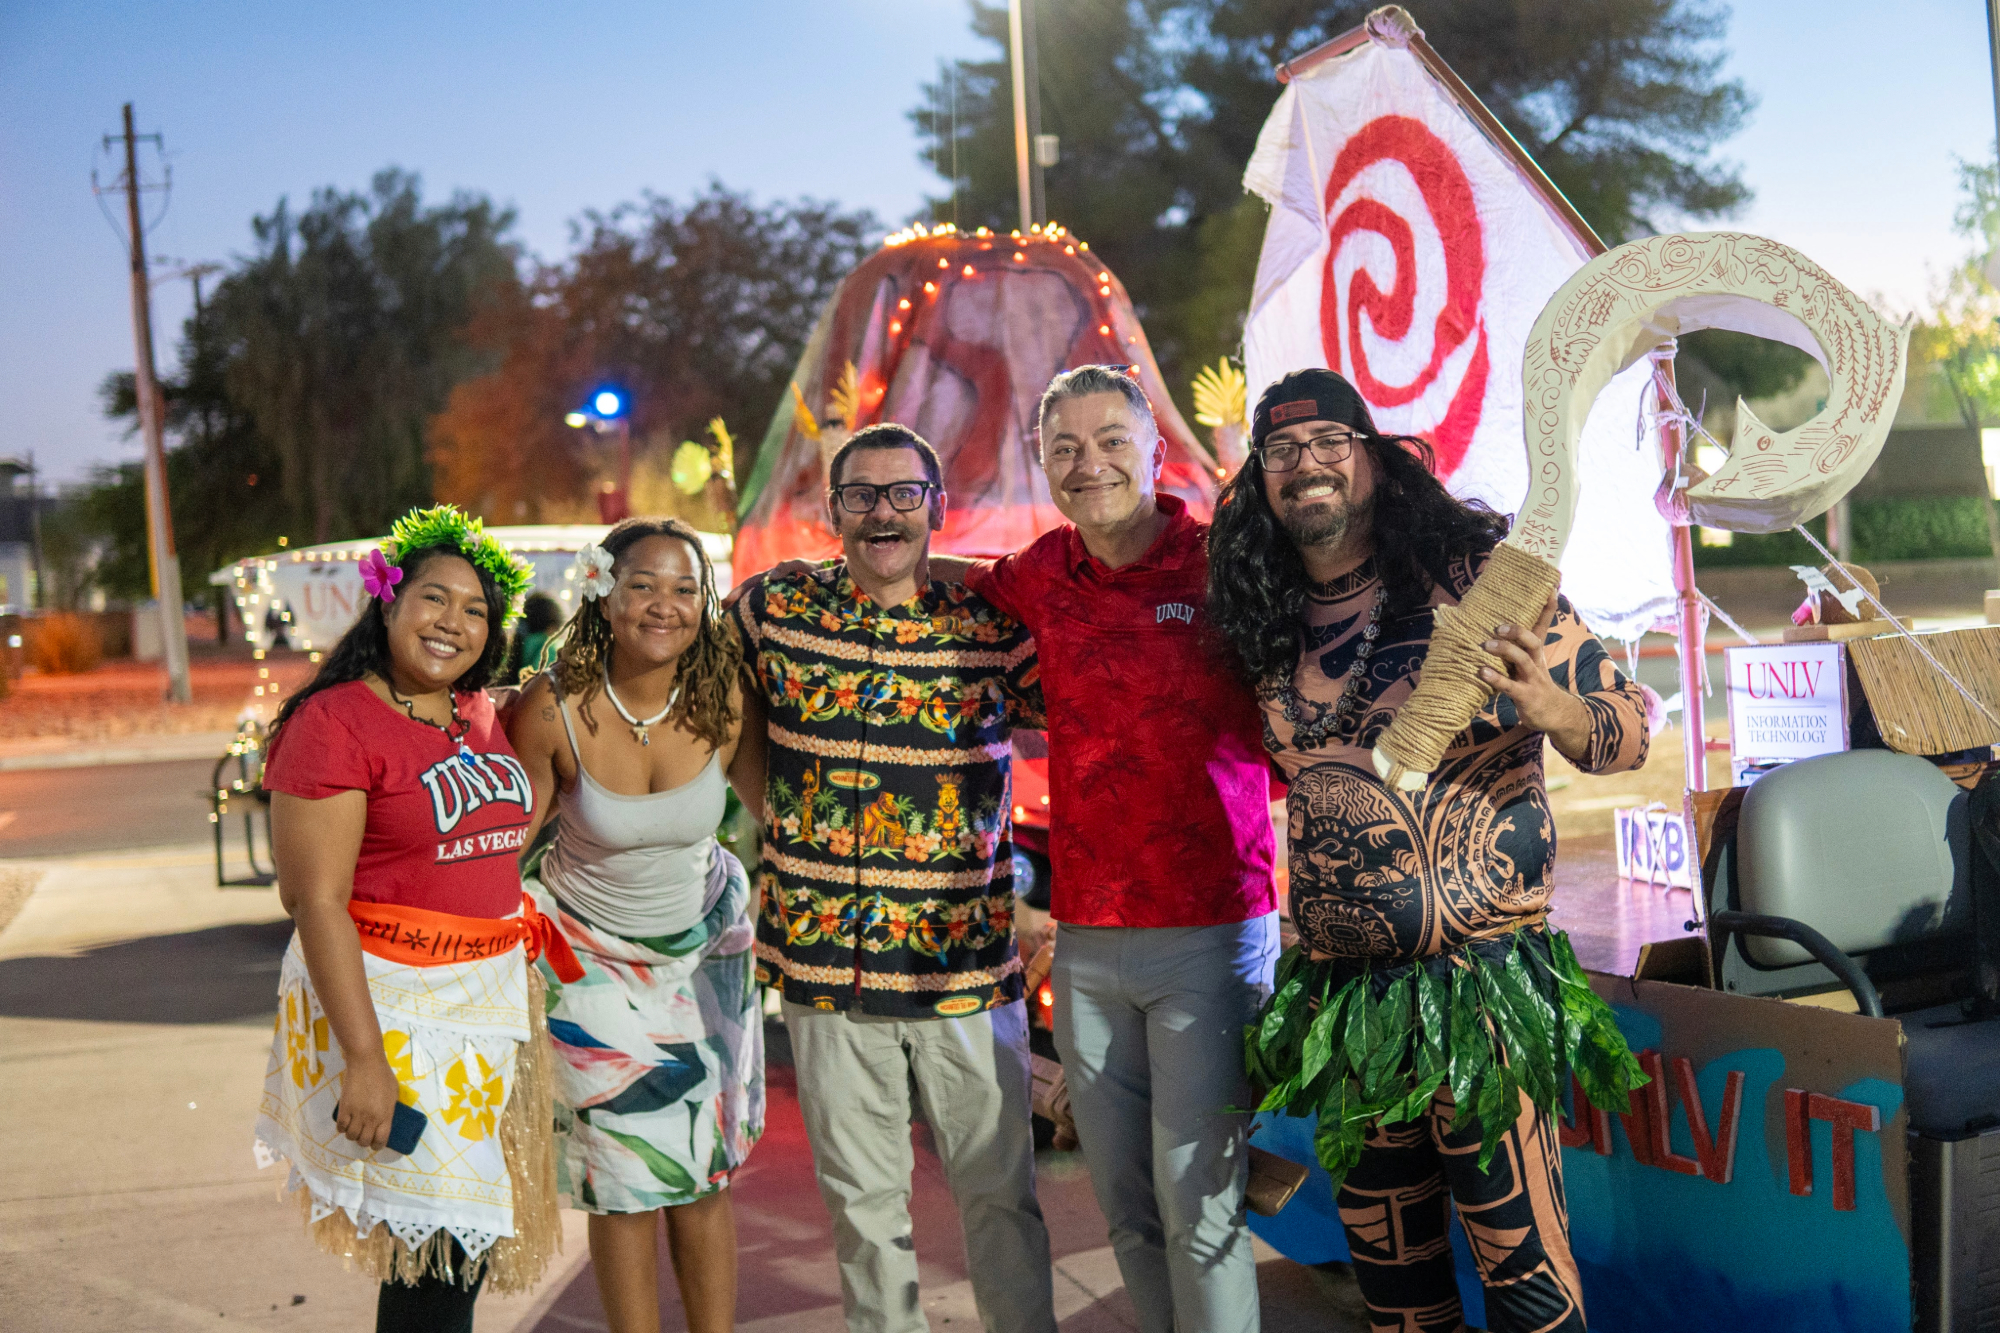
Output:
[785, 998, 1056, 1333]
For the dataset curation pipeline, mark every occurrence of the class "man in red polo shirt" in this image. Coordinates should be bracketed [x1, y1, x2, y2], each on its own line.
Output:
[958, 366, 1277, 1333]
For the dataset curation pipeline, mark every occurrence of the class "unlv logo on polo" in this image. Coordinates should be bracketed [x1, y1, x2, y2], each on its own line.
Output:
[1320, 115, 1488, 477]
[421, 752, 534, 835]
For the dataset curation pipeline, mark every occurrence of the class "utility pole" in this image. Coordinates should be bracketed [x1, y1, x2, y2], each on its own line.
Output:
[162, 259, 222, 321]
[1018, 0, 1045, 227]
[103, 103, 191, 702]
[26, 452, 43, 613]
[1006, 0, 1041, 233]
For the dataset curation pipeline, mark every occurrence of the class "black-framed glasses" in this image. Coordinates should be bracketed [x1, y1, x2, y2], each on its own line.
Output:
[1255, 429, 1363, 473]
[829, 481, 937, 513]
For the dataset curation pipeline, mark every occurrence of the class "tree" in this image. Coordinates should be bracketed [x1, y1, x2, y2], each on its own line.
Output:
[215, 169, 520, 543]
[92, 169, 518, 614]
[1911, 154, 2000, 583]
[1915, 157, 2000, 432]
[99, 288, 290, 599]
[1189, 0, 1752, 242]
[915, 0, 1754, 417]
[431, 183, 877, 519]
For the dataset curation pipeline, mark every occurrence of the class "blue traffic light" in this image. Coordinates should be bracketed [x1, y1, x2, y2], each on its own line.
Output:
[593, 390, 624, 417]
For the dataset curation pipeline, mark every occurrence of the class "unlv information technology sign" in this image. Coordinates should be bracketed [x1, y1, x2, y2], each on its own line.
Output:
[1724, 643, 1849, 783]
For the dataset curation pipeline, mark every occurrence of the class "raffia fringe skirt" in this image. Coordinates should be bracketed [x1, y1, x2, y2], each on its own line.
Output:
[290, 969, 562, 1293]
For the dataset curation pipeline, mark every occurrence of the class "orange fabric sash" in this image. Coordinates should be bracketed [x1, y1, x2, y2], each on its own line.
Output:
[348, 892, 585, 983]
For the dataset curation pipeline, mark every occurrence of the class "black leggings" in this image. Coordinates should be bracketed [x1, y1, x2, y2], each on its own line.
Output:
[375, 1240, 484, 1333]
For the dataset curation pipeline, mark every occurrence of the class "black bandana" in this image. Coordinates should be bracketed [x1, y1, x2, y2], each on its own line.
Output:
[1251, 368, 1378, 450]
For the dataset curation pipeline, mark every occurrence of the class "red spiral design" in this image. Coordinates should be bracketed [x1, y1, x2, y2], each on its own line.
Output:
[1320, 116, 1489, 476]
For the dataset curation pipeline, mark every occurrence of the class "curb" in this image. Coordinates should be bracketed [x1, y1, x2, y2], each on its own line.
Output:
[0, 731, 242, 772]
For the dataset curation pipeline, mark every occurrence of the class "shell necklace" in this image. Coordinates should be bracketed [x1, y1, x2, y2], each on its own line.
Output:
[603, 668, 679, 746]
[1281, 582, 1388, 749]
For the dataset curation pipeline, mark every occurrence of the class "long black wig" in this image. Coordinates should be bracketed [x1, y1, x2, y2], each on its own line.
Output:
[268, 542, 514, 749]
[1205, 431, 1509, 687]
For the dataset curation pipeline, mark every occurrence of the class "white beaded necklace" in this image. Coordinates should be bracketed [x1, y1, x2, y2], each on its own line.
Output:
[602, 668, 679, 746]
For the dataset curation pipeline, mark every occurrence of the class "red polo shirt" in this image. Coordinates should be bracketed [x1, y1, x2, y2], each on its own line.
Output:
[968, 496, 1276, 928]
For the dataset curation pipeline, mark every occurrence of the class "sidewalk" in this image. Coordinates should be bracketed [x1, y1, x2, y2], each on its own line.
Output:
[0, 843, 1363, 1332]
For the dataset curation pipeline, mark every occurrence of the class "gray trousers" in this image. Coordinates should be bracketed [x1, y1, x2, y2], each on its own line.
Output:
[1053, 916, 1280, 1333]
[785, 998, 1056, 1333]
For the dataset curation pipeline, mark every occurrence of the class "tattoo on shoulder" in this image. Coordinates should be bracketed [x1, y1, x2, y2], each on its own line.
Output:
[539, 704, 557, 723]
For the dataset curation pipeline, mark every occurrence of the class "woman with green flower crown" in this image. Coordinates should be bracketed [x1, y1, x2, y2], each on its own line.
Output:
[503, 516, 766, 1333]
[255, 505, 574, 1333]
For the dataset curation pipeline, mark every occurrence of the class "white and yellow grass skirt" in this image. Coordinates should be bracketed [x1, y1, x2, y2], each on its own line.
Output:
[253, 898, 574, 1291]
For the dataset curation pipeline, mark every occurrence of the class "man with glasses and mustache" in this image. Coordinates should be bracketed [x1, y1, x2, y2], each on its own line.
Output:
[730, 423, 1057, 1333]
[1207, 369, 1650, 1333]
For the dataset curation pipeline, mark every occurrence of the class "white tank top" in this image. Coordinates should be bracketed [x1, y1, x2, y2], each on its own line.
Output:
[538, 685, 725, 938]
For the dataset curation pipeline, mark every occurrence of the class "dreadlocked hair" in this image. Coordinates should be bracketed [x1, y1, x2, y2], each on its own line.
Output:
[269, 543, 515, 754]
[546, 517, 741, 752]
[1205, 431, 1509, 686]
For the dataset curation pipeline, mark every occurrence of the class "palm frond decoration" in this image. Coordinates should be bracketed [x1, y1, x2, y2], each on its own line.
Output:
[706, 417, 735, 478]
[790, 382, 822, 441]
[1191, 359, 1248, 430]
[670, 441, 713, 496]
[826, 361, 862, 430]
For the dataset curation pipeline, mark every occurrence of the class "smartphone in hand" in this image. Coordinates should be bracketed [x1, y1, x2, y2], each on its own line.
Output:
[331, 1099, 429, 1157]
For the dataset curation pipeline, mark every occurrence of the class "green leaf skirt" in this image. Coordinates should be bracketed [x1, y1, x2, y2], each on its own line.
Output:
[1244, 927, 1647, 1188]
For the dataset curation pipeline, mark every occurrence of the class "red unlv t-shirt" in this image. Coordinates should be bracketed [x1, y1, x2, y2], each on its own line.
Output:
[263, 680, 534, 920]
[969, 496, 1276, 928]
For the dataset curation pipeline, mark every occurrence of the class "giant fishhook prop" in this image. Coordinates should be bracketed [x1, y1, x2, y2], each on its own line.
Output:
[1371, 232, 1908, 790]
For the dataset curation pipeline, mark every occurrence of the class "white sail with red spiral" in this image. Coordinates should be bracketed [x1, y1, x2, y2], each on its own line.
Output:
[1241, 29, 1672, 641]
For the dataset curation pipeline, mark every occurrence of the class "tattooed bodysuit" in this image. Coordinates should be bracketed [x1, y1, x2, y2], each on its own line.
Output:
[1260, 550, 1650, 1333]
[1262, 552, 1651, 963]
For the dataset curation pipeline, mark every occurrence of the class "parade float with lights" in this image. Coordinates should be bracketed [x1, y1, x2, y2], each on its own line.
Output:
[731, 218, 1221, 572]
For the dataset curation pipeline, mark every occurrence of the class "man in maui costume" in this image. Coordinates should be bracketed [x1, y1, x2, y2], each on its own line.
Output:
[1207, 370, 1648, 1333]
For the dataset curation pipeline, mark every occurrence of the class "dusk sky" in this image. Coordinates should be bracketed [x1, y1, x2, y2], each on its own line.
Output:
[2, 0, 1993, 492]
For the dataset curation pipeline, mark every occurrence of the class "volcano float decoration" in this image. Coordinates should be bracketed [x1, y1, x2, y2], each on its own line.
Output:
[732, 224, 1219, 573]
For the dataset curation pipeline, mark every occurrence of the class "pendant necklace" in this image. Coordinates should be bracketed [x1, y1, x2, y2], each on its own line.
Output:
[603, 668, 679, 746]
[387, 681, 478, 768]
[1281, 582, 1388, 750]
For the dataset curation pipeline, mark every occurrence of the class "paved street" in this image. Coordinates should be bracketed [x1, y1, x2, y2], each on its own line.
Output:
[0, 757, 224, 858]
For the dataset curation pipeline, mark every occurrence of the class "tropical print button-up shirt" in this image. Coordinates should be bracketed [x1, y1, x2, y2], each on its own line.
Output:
[732, 563, 1043, 1018]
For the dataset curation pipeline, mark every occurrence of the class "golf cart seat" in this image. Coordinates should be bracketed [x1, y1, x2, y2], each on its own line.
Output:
[1705, 747, 2000, 1329]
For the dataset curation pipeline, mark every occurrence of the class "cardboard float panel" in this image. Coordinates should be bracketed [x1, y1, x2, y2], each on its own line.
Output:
[1249, 974, 1912, 1333]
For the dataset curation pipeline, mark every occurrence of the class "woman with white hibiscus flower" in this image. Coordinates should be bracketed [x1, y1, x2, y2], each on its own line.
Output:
[504, 517, 766, 1333]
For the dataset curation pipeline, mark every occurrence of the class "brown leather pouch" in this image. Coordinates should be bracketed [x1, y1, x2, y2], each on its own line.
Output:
[1245, 1145, 1310, 1217]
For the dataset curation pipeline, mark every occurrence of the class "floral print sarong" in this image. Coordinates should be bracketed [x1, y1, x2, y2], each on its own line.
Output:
[526, 845, 764, 1213]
